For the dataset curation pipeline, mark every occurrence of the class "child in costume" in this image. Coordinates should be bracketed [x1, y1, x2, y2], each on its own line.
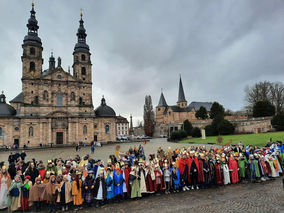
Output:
[7, 175, 22, 212]
[72, 172, 84, 211]
[20, 175, 32, 210]
[0, 165, 11, 210]
[94, 168, 106, 207]
[105, 168, 114, 201]
[29, 176, 45, 212]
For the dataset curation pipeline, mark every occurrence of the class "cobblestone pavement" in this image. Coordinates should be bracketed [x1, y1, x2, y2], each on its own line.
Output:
[82, 178, 284, 213]
[1, 139, 283, 213]
[0, 138, 217, 164]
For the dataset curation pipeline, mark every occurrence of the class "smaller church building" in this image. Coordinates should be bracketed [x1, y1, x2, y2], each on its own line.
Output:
[155, 76, 212, 135]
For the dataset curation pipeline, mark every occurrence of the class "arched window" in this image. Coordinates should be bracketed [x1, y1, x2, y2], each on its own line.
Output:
[57, 94, 63, 106]
[30, 47, 35, 55]
[0, 127, 2, 136]
[28, 126, 33, 137]
[81, 54, 86, 61]
[79, 97, 83, 105]
[81, 67, 86, 76]
[71, 92, 75, 101]
[105, 124, 110, 134]
[43, 90, 49, 101]
[34, 96, 39, 105]
[83, 125, 87, 135]
[29, 62, 35, 72]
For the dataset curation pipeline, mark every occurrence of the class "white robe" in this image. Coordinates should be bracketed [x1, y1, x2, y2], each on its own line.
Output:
[139, 170, 147, 193]
[96, 181, 103, 200]
[0, 176, 8, 209]
[223, 164, 231, 185]
[122, 170, 127, 193]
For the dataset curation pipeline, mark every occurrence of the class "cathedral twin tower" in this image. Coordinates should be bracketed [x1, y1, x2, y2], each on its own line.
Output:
[18, 3, 93, 113]
[0, 4, 118, 147]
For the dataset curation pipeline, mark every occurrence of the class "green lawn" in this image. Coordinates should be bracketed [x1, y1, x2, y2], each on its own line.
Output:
[180, 131, 284, 147]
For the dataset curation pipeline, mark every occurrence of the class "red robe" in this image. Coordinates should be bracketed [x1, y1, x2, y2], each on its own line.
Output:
[187, 158, 193, 183]
[146, 173, 154, 193]
[198, 159, 205, 183]
[260, 161, 268, 175]
[154, 170, 163, 191]
[193, 157, 200, 183]
[179, 158, 187, 175]
[265, 161, 272, 176]
[124, 168, 130, 194]
[215, 163, 223, 185]
[38, 168, 46, 181]
[228, 159, 239, 183]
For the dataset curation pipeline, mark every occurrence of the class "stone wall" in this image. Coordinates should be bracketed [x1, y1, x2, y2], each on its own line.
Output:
[0, 115, 118, 148]
[154, 116, 274, 137]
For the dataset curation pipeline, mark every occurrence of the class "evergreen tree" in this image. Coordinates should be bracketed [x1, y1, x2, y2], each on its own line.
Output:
[253, 101, 275, 117]
[195, 106, 208, 119]
[210, 102, 225, 119]
[271, 114, 284, 131]
[183, 119, 193, 136]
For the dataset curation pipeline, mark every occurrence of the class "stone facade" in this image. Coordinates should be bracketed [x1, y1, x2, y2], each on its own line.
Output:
[154, 77, 274, 137]
[155, 117, 273, 137]
[156, 77, 213, 126]
[0, 5, 117, 148]
[116, 116, 129, 136]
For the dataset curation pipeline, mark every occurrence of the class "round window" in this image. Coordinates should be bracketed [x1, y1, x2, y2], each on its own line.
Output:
[57, 74, 62, 79]
[15, 127, 19, 131]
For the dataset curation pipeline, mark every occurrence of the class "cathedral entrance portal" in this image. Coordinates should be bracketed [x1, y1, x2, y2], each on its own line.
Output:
[56, 132, 63, 144]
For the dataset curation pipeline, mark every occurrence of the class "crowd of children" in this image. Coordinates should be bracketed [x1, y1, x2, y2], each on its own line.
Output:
[0, 141, 283, 212]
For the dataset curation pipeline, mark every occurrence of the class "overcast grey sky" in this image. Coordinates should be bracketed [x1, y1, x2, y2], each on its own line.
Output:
[0, 0, 283, 125]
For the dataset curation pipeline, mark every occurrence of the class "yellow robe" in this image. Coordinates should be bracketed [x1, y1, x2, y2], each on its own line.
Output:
[273, 160, 279, 171]
[72, 180, 84, 205]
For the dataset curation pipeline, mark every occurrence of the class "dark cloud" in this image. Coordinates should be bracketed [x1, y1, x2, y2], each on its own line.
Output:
[0, 0, 283, 124]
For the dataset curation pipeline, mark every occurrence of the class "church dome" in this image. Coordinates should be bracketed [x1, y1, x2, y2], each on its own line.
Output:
[0, 92, 16, 117]
[94, 97, 116, 117]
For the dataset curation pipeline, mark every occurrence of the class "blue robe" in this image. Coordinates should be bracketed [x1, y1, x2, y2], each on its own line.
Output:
[105, 175, 114, 199]
[170, 168, 180, 189]
[130, 155, 135, 165]
[113, 172, 123, 196]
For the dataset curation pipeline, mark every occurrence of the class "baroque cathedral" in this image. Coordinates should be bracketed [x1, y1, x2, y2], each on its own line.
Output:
[0, 4, 117, 147]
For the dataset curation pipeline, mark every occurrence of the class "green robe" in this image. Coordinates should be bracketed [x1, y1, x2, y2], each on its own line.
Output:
[238, 159, 247, 178]
[130, 178, 141, 199]
[253, 160, 260, 178]
[249, 159, 260, 178]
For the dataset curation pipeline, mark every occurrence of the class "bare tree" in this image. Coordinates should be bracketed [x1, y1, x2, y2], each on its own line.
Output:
[143, 95, 155, 136]
[270, 82, 284, 114]
[245, 81, 284, 114]
[245, 81, 272, 106]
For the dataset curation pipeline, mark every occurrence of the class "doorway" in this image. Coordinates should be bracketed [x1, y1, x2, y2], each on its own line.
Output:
[94, 135, 97, 142]
[56, 132, 63, 144]
[14, 139, 19, 147]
